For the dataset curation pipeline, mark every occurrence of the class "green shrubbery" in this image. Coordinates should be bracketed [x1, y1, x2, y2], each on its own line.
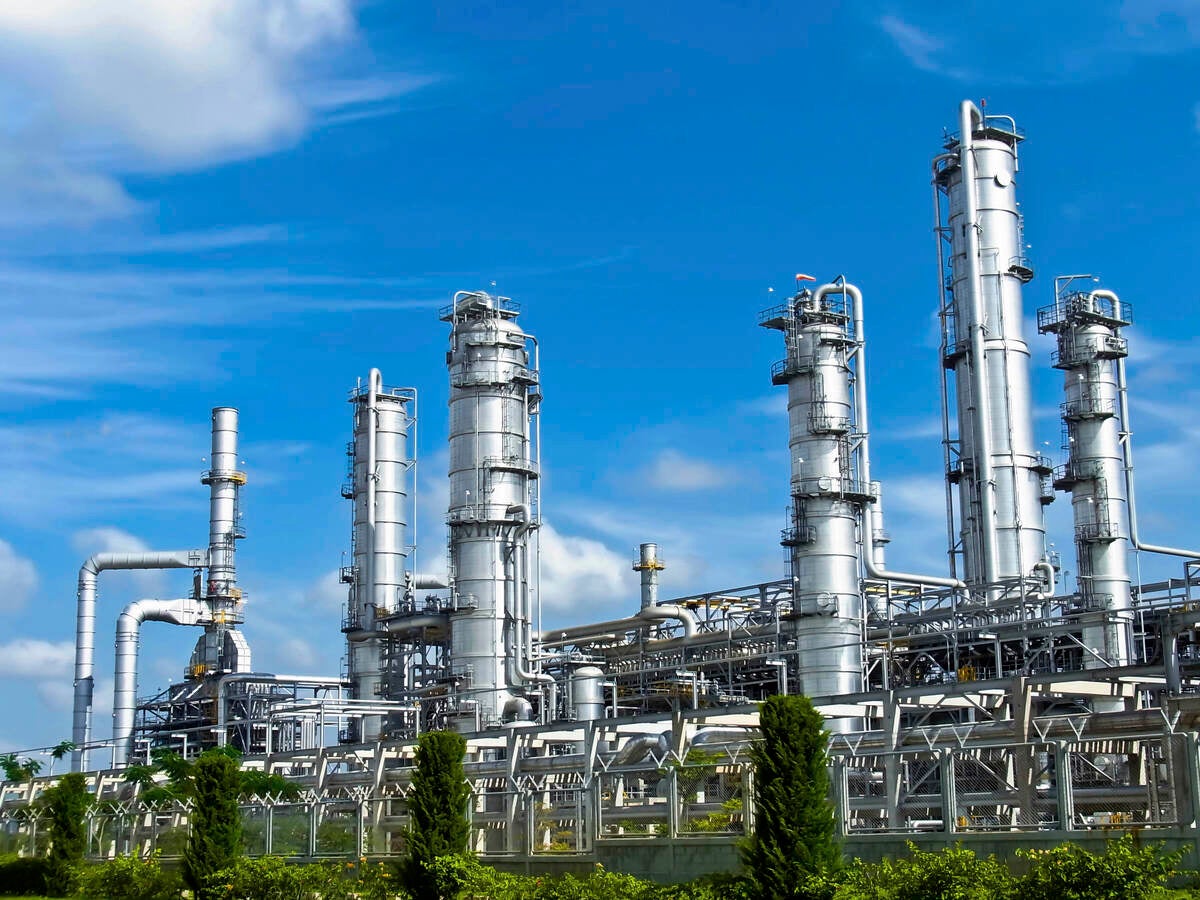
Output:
[0, 853, 51, 896]
[73, 854, 182, 900]
[2, 837, 1196, 900]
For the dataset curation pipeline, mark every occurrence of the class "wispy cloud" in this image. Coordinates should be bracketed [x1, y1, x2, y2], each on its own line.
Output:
[0, 1, 434, 226]
[878, 15, 970, 80]
[643, 448, 737, 492]
[0, 638, 73, 678]
[879, 4, 1200, 86]
[0, 539, 37, 613]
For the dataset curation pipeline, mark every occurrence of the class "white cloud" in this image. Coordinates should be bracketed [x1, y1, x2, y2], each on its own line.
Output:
[0, 0, 352, 167]
[537, 523, 636, 615]
[738, 394, 787, 418]
[878, 15, 949, 75]
[0, 539, 36, 611]
[303, 569, 346, 612]
[644, 448, 735, 492]
[0, 638, 74, 677]
[36, 681, 74, 712]
[0, 0, 431, 225]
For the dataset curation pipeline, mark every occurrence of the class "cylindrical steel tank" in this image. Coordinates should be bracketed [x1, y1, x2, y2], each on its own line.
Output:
[934, 104, 1050, 588]
[761, 286, 867, 707]
[571, 666, 606, 722]
[344, 371, 414, 740]
[1038, 289, 1134, 666]
[442, 291, 542, 727]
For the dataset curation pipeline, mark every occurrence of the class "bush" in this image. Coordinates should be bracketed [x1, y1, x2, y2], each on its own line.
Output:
[1016, 835, 1183, 900]
[0, 853, 50, 896]
[74, 853, 182, 900]
[206, 855, 407, 900]
[836, 843, 1010, 899]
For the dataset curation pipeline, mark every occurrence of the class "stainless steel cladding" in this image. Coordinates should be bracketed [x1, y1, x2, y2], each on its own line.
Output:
[761, 285, 868, 703]
[634, 543, 663, 610]
[193, 408, 250, 675]
[344, 370, 415, 740]
[1038, 288, 1134, 666]
[570, 666, 606, 722]
[934, 103, 1051, 587]
[442, 291, 543, 726]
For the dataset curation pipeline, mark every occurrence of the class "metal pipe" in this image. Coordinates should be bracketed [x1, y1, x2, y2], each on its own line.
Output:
[834, 280, 965, 590]
[1115, 314, 1200, 560]
[72, 549, 207, 771]
[112, 599, 206, 767]
[214, 673, 348, 747]
[366, 369, 380, 614]
[957, 99, 1001, 585]
[538, 602, 698, 645]
[414, 574, 449, 590]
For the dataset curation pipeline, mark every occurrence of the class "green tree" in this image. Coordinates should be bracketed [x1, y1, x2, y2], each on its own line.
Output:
[402, 730, 471, 900]
[18, 757, 42, 783]
[48, 741, 76, 776]
[740, 695, 841, 900]
[182, 749, 244, 898]
[42, 771, 91, 896]
[0, 752, 19, 782]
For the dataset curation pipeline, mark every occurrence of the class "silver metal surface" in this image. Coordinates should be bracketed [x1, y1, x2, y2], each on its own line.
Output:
[935, 102, 1049, 587]
[1039, 288, 1134, 665]
[570, 666, 606, 722]
[344, 369, 414, 740]
[193, 408, 250, 676]
[761, 283, 867, 704]
[442, 291, 544, 725]
[112, 599, 205, 766]
[71, 549, 206, 771]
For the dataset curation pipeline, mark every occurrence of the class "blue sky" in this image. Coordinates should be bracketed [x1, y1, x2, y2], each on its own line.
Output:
[2, 0, 1200, 757]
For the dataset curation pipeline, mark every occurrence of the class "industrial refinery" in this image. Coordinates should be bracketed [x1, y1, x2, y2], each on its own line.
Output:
[6, 99, 1200, 869]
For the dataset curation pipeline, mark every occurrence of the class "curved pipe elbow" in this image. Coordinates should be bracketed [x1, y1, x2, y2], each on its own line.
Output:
[638, 604, 697, 638]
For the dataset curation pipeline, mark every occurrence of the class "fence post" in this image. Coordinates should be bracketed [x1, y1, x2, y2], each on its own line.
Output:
[939, 750, 956, 834]
[1054, 741, 1074, 830]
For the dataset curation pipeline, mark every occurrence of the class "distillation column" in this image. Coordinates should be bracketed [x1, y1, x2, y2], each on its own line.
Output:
[761, 284, 868, 702]
[442, 291, 542, 728]
[934, 103, 1052, 589]
[342, 371, 414, 741]
[189, 408, 250, 677]
[1038, 289, 1134, 666]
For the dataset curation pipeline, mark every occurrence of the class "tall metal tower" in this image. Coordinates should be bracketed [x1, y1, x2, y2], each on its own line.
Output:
[934, 102, 1053, 589]
[442, 291, 548, 728]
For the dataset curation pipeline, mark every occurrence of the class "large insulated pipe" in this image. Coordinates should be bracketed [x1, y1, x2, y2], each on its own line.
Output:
[956, 100, 1001, 585]
[72, 549, 206, 771]
[539, 602, 698, 645]
[842, 282, 966, 592]
[1116, 353, 1200, 561]
[112, 599, 205, 767]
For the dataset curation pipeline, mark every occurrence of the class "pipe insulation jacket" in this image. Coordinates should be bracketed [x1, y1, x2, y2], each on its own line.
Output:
[112, 599, 206, 767]
[72, 550, 207, 771]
